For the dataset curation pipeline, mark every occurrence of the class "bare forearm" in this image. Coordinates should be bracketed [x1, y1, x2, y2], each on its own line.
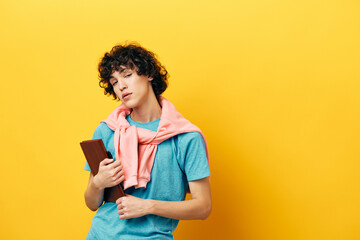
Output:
[148, 178, 212, 220]
[148, 198, 212, 220]
[84, 159, 124, 211]
[84, 175, 104, 211]
[116, 177, 212, 220]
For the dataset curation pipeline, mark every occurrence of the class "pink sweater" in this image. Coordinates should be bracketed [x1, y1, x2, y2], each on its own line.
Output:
[102, 97, 209, 190]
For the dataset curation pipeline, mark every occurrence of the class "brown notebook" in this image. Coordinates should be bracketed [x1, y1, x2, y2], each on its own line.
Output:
[80, 139, 125, 202]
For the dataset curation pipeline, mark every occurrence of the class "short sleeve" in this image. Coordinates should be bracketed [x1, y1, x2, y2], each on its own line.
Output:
[178, 132, 210, 181]
[83, 123, 106, 171]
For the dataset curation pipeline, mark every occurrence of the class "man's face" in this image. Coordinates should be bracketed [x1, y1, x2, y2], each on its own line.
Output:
[109, 66, 153, 109]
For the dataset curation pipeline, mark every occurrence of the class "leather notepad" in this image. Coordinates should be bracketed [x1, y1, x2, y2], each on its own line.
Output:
[80, 139, 125, 202]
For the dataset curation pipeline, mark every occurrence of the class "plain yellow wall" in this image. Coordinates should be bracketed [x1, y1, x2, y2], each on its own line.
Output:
[1, 0, 359, 239]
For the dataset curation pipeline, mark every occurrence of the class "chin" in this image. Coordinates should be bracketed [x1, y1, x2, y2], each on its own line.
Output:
[121, 100, 137, 109]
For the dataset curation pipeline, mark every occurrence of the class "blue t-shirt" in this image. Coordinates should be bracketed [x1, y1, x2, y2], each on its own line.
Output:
[84, 115, 210, 240]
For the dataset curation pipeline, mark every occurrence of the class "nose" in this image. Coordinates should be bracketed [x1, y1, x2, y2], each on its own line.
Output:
[117, 78, 127, 91]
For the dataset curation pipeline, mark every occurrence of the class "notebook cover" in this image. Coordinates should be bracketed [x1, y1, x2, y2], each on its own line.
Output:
[80, 139, 125, 202]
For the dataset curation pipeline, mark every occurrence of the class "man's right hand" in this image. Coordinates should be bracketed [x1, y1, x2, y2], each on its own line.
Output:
[93, 158, 124, 189]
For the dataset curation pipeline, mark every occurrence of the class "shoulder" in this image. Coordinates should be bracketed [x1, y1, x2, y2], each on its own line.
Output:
[95, 122, 113, 132]
[177, 131, 205, 145]
[92, 122, 114, 140]
[176, 131, 207, 156]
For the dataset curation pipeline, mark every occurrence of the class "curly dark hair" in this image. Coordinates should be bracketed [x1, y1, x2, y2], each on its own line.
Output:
[97, 42, 169, 101]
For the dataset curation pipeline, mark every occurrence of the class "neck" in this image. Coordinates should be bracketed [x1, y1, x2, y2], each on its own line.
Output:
[130, 96, 162, 123]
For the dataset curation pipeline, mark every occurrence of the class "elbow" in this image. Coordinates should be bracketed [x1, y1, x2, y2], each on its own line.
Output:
[86, 203, 99, 212]
[84, 192, 100, 212]
[89, 207, 99, 212]
[200, 200, 212, 220]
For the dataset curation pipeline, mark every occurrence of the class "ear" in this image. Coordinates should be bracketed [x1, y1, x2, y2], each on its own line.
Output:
[148, 76, 153, 81]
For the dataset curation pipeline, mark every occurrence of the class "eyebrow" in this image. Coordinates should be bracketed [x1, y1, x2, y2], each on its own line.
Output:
[109, 67, 128, 81]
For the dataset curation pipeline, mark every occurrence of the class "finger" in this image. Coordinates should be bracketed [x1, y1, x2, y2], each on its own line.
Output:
[118, 210, 126, 219]
[114, 175, 125, 185]
[109, 159, 121, 168]
[113, 168, 124, 178]
[111, 168, 123, 179]
[117, 203, 122, 210]
[114, 159, 122, 166]
[119, 212, 128, 219]
[116, 197, 124, 205]
[100, 158, 113, 166]
[112, 171, 124, 184]
[113, 165, 123, 175]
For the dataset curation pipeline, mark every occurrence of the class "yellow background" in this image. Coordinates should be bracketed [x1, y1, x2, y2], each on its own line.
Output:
[1, 0, 359, 239]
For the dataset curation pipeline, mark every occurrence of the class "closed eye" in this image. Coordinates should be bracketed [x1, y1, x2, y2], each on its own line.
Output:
[112, 80, 118, 86]
[125, 73, 132, 78]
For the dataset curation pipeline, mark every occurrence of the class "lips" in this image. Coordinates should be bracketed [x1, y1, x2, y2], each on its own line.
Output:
[122, 93, 132, 100]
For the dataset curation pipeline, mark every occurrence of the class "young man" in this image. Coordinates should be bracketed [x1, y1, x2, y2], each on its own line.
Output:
[84, 42, 211, 239]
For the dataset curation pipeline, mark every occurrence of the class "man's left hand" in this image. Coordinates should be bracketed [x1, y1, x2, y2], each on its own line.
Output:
[116, 194, 153, 219]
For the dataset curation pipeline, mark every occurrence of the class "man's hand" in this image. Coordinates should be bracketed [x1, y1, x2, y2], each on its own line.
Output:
[85, 158, 124, 211]
[115, 177, 212, 220]
[93, 158, 124, 190]
[116, 195, 153, 219]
